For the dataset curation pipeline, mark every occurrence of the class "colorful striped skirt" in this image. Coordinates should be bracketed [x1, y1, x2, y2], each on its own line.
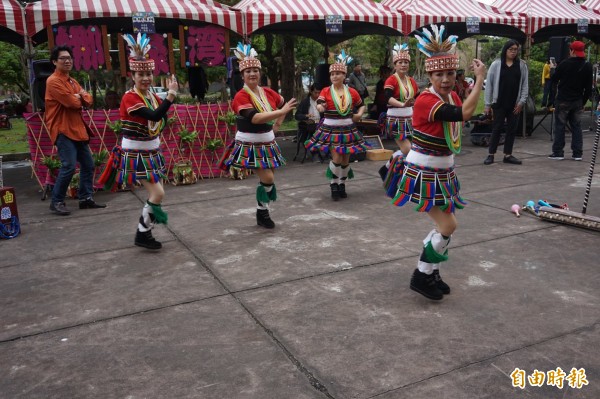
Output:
[305, 119, 370, 155]
[390, 160, 466, 214]
[384, 115, 413, 141]
[382, 150, 405, 198]
[218, 139, 286, 170]
[98, 146, 167, 191]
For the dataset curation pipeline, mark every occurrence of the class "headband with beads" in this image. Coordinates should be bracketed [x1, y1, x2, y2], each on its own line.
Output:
[123, 33, 155, 72]
[416, 24, 459, 72]
[393, 43, 411, 64]
[234, 42, 261, 72]
[330, 49, 352, 74]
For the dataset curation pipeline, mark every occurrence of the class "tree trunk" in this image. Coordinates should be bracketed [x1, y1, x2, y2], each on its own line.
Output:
[262, 34, 279, 93]
[281, 35, 296, 118]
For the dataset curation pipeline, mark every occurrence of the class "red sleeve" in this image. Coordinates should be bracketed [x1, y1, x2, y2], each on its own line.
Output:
[232, 90, 253, 114]
[263, 87, 285, 109]
[317, 86, 329, 104]
[384, 75, 397, 91]
[121, 91, 145, 116]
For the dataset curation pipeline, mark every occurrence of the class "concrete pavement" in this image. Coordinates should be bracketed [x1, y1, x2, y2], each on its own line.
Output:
[1, 113, 599, 398]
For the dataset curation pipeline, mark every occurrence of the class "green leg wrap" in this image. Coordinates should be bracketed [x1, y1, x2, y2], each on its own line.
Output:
[147, 200, 168, 224]
[423, 241, 449, 263]
[267, 184, 277, 201]
[256, 184, 271, 204]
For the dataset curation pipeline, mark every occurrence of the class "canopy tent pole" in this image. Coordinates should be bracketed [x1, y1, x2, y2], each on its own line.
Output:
[21, 3, 35, 112]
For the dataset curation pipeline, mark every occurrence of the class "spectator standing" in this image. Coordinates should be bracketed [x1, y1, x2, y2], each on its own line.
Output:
[369, 65, 392, 119]
[348, 62, 369, 101]
[483, 39, 529, 166]
[453, 69, 471, 101]
[541, 58, 557, 108]
[45, 45, 105, 216]
[548, 41, 593, 161]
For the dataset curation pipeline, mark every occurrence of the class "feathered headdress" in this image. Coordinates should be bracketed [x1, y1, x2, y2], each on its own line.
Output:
[330, 49, 353, 74]
[123, 33, 154, 72]
[393, 43, 410, 64]
[415, 25, 459, 72]
[234, 42, 261, 72]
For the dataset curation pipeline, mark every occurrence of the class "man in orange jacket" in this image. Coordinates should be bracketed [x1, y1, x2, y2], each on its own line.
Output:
[46, 45, 105, 215]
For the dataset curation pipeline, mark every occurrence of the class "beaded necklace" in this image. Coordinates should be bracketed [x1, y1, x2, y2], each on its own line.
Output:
[134, 87, 165, 137]
[243, 85, 273, 113]
[429, 86, 462, 154]
[330, 84, 352, 116]
[395, 73, 414, 103]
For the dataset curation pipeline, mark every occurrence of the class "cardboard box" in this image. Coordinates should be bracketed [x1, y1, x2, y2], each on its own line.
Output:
[366, 149, 393, 161]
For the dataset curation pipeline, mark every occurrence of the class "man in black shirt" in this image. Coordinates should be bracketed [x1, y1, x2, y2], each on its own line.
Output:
[548, 41, 593, 161]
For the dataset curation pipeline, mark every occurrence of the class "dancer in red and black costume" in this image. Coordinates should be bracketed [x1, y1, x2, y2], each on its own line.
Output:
[391, 25, 486, 300]
[219, 42, 297, 228]
[305, 50, 369, 201]
[99, 33, 179, 250]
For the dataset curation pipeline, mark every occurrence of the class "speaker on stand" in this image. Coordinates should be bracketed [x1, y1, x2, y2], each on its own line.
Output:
[548, 36, 570, 65]
[314, 63, 331, 90]
[31, 60, 54, 112]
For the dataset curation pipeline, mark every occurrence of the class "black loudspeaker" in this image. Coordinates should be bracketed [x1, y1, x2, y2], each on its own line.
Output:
[32, 59, 54, 79]
[314, 64, 331, 90]
[31, 60, 54, 112]
[548, 36, 570, 64]
[32, 78, 47, 112]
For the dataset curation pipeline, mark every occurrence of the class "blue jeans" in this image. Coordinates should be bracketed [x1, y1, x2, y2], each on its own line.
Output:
[553, 100, 583, 157]
[51, 134, 95, 203]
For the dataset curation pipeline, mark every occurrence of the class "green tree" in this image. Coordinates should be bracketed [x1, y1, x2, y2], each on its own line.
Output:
[0, 42, 29, 98]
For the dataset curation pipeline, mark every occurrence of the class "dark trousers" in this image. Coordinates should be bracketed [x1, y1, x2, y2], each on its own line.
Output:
[553, 100, 583, 157]
[541, 81, 554, 107]
[488, 106, 520, 155]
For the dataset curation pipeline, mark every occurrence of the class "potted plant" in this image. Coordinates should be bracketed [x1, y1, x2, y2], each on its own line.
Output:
[107, 119, 122, 136]
[41, 155, 62, 200]
[68, 172, 80, 199]
[218, 111, 236, 135]
[172, 129, 198, 185]
[202, 138, 224, 165]
[92, 149, 109, 188]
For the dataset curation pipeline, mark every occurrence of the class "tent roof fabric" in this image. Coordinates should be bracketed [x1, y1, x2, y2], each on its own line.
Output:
[582, 0, 600, 13]
[0, 0, 25, 35]
[233, 0, 401, 36]
[492, 0, 600, 34]
[24, 0, 244, 36]
[383, 0, 527, 35]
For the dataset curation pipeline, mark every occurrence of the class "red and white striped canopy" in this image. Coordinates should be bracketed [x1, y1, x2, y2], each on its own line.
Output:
[582, 0, 600, 13]
[383, 0, 527, 35]
[24, 0, 244, 37]
[0, 0, 25, 35]
[233, 0, 401, 36]
[492, 0, 600, 35]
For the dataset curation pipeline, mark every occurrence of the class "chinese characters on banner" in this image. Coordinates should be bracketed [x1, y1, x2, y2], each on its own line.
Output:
[133, 12, 156, 34]
[325, 15, 343, 34]
[466, 17, 480, 34]
[54, 26, 107, 71]
[184, 25, 226, 67]
[147, 33, 171, 76]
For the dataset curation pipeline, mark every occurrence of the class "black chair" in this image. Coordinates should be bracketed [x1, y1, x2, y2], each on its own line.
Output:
[293, 121, 328, 163]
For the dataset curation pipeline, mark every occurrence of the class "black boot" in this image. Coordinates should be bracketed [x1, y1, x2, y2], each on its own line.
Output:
[410, 269, 443, 300]
[257, 209, 275, 229]
[338, 183, 347, 198]
[432, 269, 450, 294]
[378, 164, 388, 181]
[330, 183, 340, 201]
[134, 229, 162, 250]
